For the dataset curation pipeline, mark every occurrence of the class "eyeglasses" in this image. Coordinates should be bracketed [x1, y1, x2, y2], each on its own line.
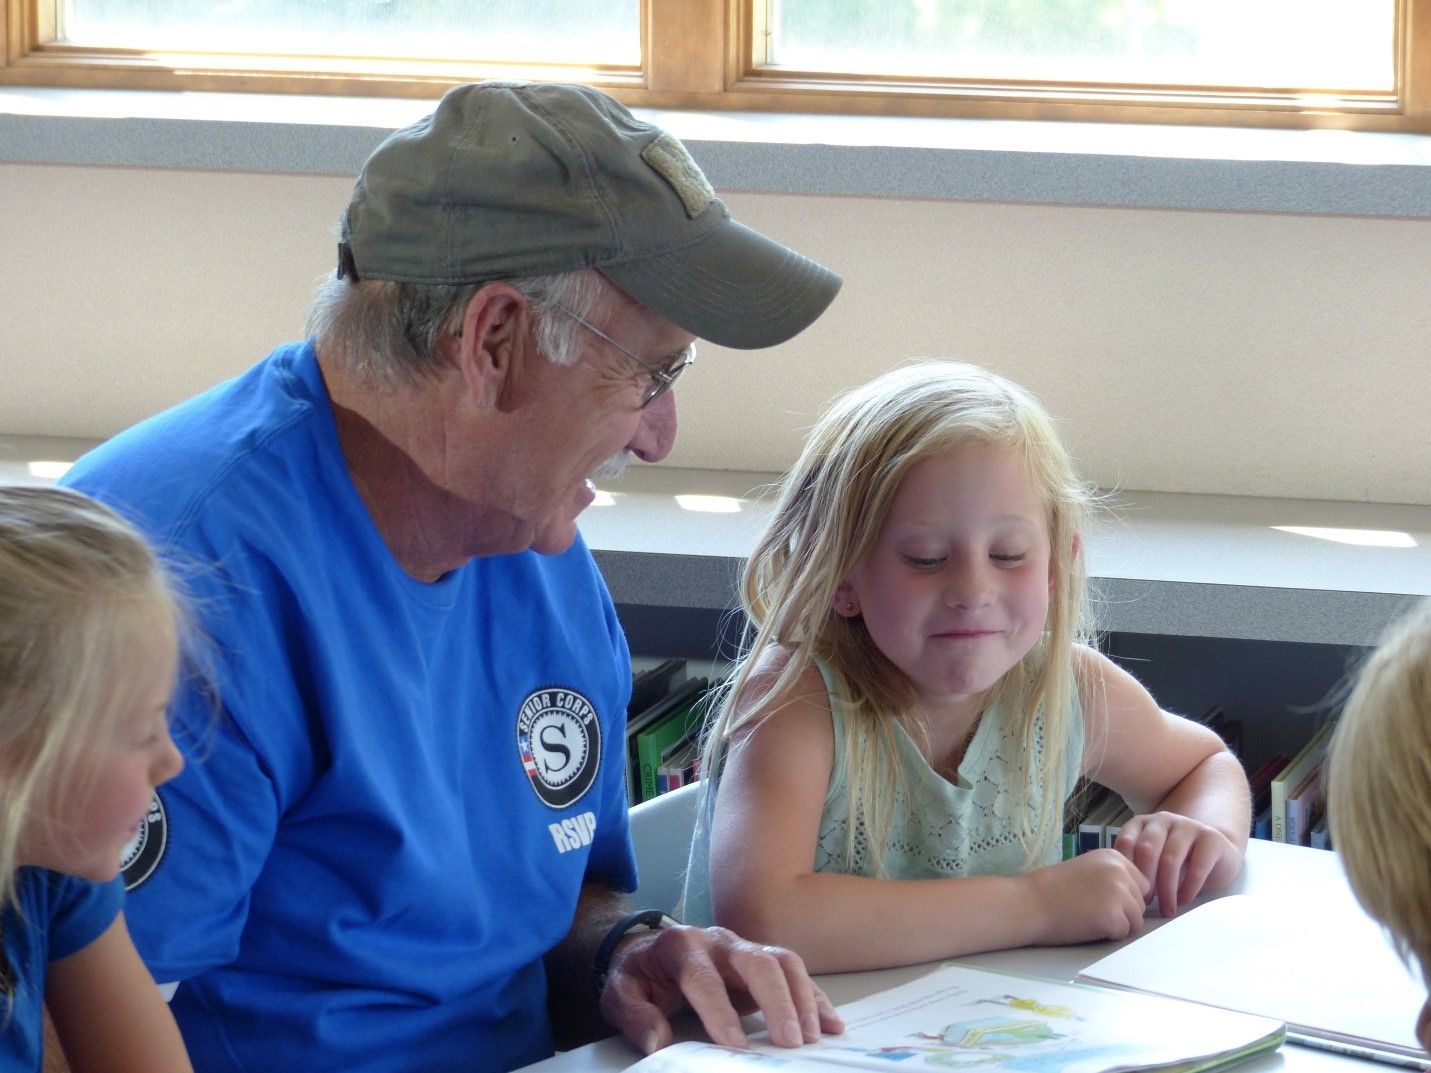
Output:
[550, 303, 695, 409]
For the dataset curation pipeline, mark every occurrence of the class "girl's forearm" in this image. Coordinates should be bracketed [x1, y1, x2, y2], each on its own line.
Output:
[1152, 748, 1251, 852]
[715, 871, 1044, 974]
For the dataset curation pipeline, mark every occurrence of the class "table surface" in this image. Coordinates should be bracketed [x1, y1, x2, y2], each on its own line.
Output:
[519, 839, 1412, 1073]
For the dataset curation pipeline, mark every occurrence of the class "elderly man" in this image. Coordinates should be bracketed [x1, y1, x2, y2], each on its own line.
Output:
[61, 81, 841, 1073]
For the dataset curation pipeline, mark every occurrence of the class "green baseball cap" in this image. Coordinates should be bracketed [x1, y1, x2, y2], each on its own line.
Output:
[339, 81, 841, 349]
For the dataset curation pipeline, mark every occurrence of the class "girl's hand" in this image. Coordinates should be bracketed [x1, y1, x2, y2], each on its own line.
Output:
[1025, 849, 1150, 946]
[1112, 810, 1241, 918]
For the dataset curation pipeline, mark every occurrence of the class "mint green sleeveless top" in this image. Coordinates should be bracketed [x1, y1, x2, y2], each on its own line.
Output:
[680, 661, 1083, 925]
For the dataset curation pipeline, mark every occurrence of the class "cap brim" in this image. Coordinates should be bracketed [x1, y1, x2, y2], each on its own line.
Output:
[601, 217, 841, 350]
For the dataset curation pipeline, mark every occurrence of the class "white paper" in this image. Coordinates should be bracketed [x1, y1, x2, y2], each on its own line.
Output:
[1078, 892, 1426, 1057]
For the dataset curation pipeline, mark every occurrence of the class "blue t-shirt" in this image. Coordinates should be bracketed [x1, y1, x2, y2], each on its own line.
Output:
[64, 341, 637, 1073]
[1, 871, 123, 1070]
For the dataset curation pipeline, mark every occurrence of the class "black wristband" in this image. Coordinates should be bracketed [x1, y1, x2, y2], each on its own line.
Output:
[593, 909, 676, 996]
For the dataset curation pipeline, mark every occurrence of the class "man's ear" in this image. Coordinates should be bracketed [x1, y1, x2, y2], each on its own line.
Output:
[450, 284, 528, 409]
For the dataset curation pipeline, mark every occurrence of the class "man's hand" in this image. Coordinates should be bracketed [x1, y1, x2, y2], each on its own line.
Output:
[598, 924, 844, 1056]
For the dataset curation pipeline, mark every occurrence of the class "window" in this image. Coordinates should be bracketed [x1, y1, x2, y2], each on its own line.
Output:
[60, 0, 640, 67]
[767, 1, 1393, 93]
[2, 0, 1426, 132]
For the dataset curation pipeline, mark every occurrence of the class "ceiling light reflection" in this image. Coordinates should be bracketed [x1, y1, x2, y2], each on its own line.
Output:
[27, 460, 72, 480]
[1272, 525, 1416, 548]
[675, 494, 742, 514]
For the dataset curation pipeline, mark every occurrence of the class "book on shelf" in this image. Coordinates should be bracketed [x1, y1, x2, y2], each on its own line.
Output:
[633, 679, 709, 802]
[1060, 783, 1091, 861]
[657, 732, 700, 794]
[1060, 779, 1096, 859]
[1283, 766, 1323, 848]
[626, 676, 708, 804]
[1244, 754, 1288, 840]
[1250, 806, 1271, 842]
[1102, 804, 1134, 849]
[1077, 892, 1430, 1069]
[629, 658, 688, 718]
[627, 962, 1284, 1073]
[1269, 722, 1335, 843]
[1075, 790, 1125, 857]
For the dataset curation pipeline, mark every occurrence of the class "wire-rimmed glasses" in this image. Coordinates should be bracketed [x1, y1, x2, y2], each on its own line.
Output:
[550, 303, 695, 408]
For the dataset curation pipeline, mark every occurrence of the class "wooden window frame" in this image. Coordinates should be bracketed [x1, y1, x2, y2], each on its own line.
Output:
[3, 0, 1428, 132]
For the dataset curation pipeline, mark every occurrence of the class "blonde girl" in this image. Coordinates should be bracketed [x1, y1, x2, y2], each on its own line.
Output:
[1327, 599, 1431, 1054]
[0, 485, 192, 1071]
[683, 361, 1250, 973]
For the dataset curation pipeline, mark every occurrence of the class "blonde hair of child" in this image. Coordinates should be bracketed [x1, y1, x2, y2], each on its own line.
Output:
[703, 361, 1095, 874]
[0, 485, 183, 920]
[1327, 598, 1431, 982]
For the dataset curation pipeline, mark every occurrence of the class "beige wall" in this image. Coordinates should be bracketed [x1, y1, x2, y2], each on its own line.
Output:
[3, 160, 1428, 505]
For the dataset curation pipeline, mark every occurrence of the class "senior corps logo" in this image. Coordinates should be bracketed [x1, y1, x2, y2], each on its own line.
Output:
[121, 791, 169, 891]
[516, 687, 602, 809]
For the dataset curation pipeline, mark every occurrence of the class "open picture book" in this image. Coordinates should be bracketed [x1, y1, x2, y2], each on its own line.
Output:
[625, 962, 1284, 1073]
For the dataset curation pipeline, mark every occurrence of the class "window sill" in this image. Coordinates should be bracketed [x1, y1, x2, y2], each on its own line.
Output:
[4, 441, 1426, 647]
[3, 86, 1431, 218]
[578, 466, 1431, 649]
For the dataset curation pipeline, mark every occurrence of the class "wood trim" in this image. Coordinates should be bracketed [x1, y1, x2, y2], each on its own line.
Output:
[2, 0, 23, 65]
[2, 0, 1426, 133]
[646, 0, 724, 93]
[1405, 0, 1431, 122]
[0, 42, 645, 97]
[743, 0, 770, 71]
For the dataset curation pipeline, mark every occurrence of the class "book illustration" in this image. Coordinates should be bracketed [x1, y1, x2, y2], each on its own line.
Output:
[815, 993, 1088, 1067]
[626, 964, 1283, 1073]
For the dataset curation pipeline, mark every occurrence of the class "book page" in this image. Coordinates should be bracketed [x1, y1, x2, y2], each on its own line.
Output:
[627, 964, 1282, 1073]
[1078, 892, 1425, 1057]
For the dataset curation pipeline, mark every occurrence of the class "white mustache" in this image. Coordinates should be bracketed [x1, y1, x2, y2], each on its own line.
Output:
[593, 452, 630, 480]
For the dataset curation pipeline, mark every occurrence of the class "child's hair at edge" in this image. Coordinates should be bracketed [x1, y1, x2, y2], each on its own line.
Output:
[1327, 598, 1431, 982]
[701, 360, 1096, 875]
[0, 485, 187, 991]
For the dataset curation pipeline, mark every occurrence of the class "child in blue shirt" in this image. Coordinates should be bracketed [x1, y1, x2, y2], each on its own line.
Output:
[685, 361, 1251, 972]
[0, 485, 191, 1071]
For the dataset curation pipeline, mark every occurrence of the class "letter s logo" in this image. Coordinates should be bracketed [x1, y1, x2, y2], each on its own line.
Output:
[538, 723, 573, 774]
[515, 687, 601, 809]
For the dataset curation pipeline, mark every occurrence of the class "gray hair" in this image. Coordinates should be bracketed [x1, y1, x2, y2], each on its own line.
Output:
[306, 268, 607, 386]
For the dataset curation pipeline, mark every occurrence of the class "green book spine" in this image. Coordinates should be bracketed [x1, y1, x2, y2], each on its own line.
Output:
[637, 696, 705, 801]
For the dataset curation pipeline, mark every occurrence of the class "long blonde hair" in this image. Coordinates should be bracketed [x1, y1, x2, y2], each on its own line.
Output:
[0, 486, 184, 922]
[1327, 599, 1431, 980]
[702, 361, 1094, 874]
